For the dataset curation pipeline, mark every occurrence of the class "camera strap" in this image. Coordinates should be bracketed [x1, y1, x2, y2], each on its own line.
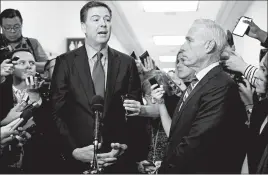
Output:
[25, 38, 37, 60]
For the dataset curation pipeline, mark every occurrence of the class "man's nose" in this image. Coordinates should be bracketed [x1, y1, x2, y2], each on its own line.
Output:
[100, 19, 107, 27]
[25, 62, 32, 69]
[10, 28, 16, 33]
[180, 44, 186, 52]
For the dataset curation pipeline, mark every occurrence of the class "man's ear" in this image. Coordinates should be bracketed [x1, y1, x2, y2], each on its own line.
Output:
[205, 40, 216, 54]
[81, 23, 86, 34]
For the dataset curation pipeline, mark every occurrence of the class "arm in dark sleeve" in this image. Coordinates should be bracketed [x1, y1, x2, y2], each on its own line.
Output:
[161, 84, 243, 173]
[126, 58, 150, 164]
[50, 56, 77, 159]
[128, 58, 143, 103]
[261, 35, 268, 48]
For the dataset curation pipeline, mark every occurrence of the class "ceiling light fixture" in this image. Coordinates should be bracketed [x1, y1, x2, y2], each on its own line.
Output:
[153, 36, 185, 45]
[142, 1, 199, 12]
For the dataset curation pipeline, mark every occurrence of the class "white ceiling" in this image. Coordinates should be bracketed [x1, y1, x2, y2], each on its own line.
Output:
[105, 1, 253, 70]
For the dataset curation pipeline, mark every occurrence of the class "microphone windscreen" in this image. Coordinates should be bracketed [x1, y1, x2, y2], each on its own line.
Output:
[20, 108, 33, 121]
[91, 95, 104, 112]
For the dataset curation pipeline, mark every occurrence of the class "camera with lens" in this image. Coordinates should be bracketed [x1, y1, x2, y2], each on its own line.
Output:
[0, 34, 12, 63]
[233, 73, 247, 87]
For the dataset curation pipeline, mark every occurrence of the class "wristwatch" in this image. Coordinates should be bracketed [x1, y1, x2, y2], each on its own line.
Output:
[245, 108, 252, 127]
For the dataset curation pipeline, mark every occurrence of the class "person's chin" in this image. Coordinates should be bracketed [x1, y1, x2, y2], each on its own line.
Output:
[97, 38, 109, 44]
[7, 37, 19, 42]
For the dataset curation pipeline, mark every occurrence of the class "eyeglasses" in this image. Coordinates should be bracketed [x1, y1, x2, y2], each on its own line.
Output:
[2, 24, 21, 32]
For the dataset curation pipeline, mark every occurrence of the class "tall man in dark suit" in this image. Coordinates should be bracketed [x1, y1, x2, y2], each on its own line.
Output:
[51, 1, 148, 173]
[152, 19, 247, 173]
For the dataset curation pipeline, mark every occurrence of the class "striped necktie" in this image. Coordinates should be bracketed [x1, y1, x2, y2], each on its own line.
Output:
[179, 76, 198, 110]
[92, 52, 105, 98]
[183, 76, 198, 102]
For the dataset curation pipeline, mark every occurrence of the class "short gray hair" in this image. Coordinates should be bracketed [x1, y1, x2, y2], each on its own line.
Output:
[193, 19, 228, 55]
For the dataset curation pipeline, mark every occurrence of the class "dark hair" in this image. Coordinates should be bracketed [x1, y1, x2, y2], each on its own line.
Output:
[9, 48, 34, 60]
[0, 9, 23, 26]
[80, 1, 112, 23]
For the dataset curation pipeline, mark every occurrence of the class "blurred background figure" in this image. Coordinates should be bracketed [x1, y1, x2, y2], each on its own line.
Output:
[0, 9, 48, 73]
[167, 70, 175, 79]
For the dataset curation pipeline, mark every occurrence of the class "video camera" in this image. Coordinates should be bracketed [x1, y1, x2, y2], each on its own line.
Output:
[0, 34, 12, 63]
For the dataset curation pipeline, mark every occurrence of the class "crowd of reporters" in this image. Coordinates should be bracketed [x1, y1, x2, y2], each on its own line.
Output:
[1, 3, 268, 174]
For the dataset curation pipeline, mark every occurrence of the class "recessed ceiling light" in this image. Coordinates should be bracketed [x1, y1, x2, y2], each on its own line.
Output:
[159, 56, 176, 62]
[142, 1, 199, 12]
[153, 36, 185, 46]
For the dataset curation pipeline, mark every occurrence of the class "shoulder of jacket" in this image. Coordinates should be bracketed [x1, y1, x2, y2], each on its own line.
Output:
[111, 48, 134, 63]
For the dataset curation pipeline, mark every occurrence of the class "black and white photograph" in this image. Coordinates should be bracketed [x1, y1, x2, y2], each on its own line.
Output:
[0, 0, 267, 174]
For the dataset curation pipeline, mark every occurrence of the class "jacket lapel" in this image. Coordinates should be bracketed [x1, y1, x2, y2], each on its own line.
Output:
[103, 47, 121, 116]
[169, 66, 223, 136]
[73, 45, 95, 105]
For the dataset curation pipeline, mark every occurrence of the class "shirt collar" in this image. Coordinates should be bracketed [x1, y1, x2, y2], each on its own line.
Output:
[85, 42, 108, 60]
[195, 62, 219, 81]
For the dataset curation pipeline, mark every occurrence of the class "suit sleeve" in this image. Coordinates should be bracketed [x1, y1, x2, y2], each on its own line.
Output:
[161, 83, 246, 173]
[126, 58, 150, 164]
[50, 55, 77, 158]
[127, 58, 143, 102]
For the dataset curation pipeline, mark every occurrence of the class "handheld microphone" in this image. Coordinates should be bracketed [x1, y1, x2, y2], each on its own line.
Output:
[10, 102, 39, 131]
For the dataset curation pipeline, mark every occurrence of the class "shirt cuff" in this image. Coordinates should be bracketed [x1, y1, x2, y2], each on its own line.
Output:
[29, 97, 42, 107]
[0, 76, 6, 84]
[36, 97, 42, 106]
[243, 65, 258, 86]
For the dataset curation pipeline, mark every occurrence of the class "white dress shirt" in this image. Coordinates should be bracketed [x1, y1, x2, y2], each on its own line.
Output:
[179, 62, 220, 111]
[194, 62, 220, 89]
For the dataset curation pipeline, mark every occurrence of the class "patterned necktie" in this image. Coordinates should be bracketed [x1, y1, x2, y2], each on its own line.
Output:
[92, 52, 105, 98]
[183, 76, 198, 102]
[179, 76, 198, 110]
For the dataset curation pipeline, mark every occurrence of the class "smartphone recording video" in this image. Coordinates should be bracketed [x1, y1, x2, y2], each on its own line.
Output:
[130, 51, 137, 60]
[139, 51, 149, 65]
[232, 16, 252, 37]
[149, 77, 160, 89]
[226, 30, 234, 47]
[8, 56, 20, 63]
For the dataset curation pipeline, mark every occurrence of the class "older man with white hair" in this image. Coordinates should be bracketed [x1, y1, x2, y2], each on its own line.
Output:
[150, 19, 248, 173]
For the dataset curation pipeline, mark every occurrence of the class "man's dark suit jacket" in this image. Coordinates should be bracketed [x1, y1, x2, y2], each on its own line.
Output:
[50, 46, 149, 173]
[159, 66, 247, 173]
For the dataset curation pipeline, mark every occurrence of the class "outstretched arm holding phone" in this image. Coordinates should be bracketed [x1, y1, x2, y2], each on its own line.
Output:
[221, 18, 268, 87]
[243, 20, 268, 47]
[151, 84, 172, 137]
